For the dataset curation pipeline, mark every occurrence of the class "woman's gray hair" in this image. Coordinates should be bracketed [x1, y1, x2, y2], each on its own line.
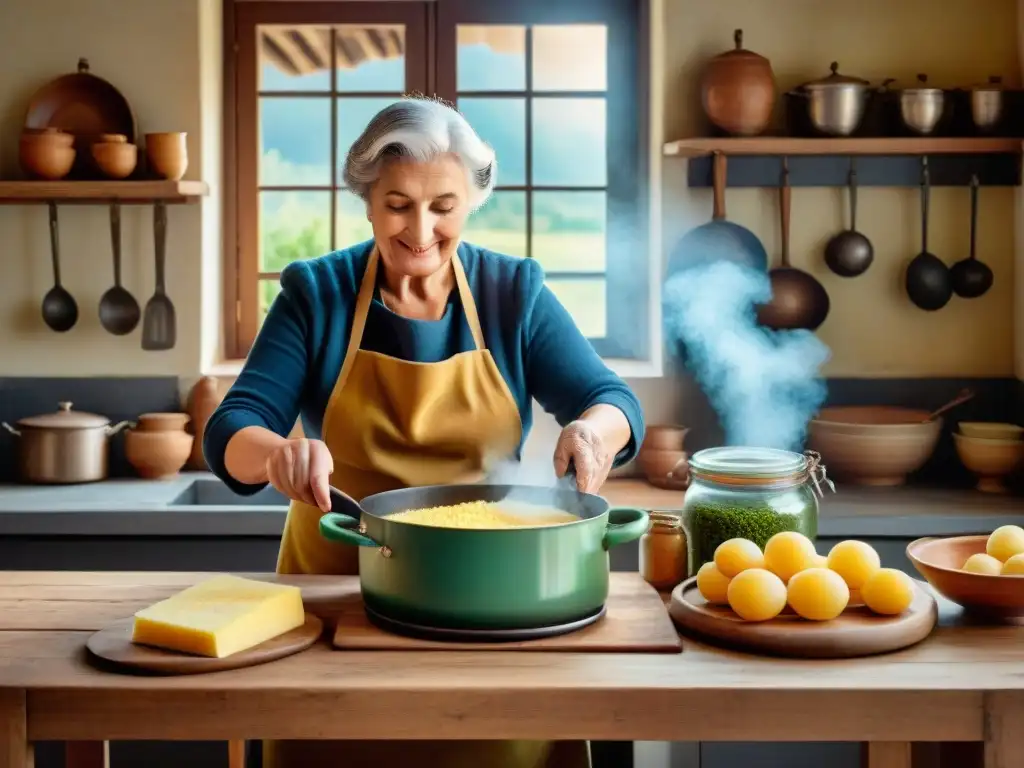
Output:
[343, 97, 496, 210]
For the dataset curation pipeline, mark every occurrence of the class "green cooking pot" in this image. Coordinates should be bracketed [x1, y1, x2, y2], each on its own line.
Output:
[319, 483, 649, 630]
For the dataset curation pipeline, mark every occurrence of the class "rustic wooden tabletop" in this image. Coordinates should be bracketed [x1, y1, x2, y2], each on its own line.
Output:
[0, 570, 1020, 768]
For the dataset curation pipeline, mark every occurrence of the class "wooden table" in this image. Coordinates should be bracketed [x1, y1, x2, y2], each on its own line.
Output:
[0, 571, 1020, 768]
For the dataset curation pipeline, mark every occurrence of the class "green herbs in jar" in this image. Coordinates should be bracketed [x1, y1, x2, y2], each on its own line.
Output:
[680, 446, 832, 577]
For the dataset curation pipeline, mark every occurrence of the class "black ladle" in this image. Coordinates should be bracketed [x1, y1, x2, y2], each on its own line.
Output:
[824, 158, 874, 277]
[905, 157, 952, 311]
[98, 202, 141, 335]
[141, 202, 177, 350]
[950, 174, 993, 299]
[41, 201, 78, 332]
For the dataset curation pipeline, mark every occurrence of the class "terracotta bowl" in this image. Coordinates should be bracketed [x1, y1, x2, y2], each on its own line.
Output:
[958, 422, 1024, 441]
[145, 131, 188, 180]
[952, 433, 1024, 494]
[807, 408, 942, 486]
[637, 448, 688, 490]
[92, 141, 137, 179]
[21, 127, 74, 147]
[641, 425, 689, 451]
[907, 535, 1024, 619]
[19, 134, 75, 180]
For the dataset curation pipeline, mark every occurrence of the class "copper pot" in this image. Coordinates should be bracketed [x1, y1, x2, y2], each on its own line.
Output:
[699, 29, 776, 137]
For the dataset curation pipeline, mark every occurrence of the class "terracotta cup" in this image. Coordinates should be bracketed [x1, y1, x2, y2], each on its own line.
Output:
[145, 132, 188, 180]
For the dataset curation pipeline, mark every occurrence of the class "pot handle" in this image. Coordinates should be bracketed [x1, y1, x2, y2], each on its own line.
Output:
[105, 420, 133, 436]
[1, 423, 20, 437]
[320, 512, 382, 548]
[603, 507, 650, 550]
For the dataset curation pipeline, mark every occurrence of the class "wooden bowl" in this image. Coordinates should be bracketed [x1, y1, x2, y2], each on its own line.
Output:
[959, 422, 1024, 441]
[907, 535, 1024, 619]
[19, 135, 75, 180]
[91, 141, 137, 179]
[808, 408, 942, 486]
[952, 433, 1024, 493]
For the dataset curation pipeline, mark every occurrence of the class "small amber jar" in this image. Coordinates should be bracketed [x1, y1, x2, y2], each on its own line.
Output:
[639, 512, 688, 590]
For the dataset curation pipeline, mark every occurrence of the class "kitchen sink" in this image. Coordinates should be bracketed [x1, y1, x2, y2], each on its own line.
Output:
[170, 477, 288, 506]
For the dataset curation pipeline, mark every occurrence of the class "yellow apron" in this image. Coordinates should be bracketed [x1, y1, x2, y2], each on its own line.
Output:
[266, 247, 591, 768]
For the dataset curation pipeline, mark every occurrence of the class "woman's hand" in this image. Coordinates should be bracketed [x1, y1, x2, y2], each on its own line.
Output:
[553, 420, 614, 494]
[266, 437, 335, 512]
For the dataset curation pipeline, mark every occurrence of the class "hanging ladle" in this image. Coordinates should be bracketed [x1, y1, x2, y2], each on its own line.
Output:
[949, 174, 993, 299]
[41, 201, 78, 333]
[824, 158, 874, 277]
[905, 157, 952, 311]
[98, 201, 141, 335]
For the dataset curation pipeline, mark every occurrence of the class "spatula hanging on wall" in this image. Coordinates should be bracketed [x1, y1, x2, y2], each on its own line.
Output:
[141, 201, 176, 351]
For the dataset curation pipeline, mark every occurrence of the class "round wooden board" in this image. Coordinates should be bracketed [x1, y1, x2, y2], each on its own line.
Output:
[669, 577, 937, 658]
[86, 614, 324, 675]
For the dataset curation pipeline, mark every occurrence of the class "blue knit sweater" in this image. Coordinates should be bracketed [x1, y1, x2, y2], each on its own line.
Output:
[204, 240, 645, 495]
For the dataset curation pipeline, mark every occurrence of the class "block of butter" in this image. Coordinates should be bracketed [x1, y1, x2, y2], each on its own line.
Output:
[131, 575, 306, 658]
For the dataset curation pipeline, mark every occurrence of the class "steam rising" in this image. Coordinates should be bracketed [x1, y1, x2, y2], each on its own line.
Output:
[663, 261, 831, 451]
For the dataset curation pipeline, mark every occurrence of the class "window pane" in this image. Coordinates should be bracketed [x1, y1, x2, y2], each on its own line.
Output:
[259, 279, 283, 323]
[547, 279, 606, 338]
[259, 25, 332, 92]
[336, 97, 400, 169]
[334, 24, 406, 93]
[532, 191, 606, 272]
[260, 191, 331, 272]
[463, 191, 526, 257]
[458, 98, 525, 186]
[532, 25, 607, 92]
[457, 25, 525, 92]
[260, 97, 331, 186]
[532, 98, 606, 187]
[336, 190, 373, 248]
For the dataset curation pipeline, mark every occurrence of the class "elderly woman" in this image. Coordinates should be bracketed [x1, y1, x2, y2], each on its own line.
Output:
[204, 97, 645, 768]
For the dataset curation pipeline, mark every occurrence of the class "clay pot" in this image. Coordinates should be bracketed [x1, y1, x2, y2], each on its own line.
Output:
[19, 129, 75, 180]
[125, 412, 193, 479]
[699, 29, 776, 137]
[642, 425, 689, 451]
[186, 376, 223, 470]
[92, 139, 137, 179]
[145, 132, 188, 180]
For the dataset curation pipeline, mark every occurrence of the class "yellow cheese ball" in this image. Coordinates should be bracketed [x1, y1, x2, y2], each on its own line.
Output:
[1000, 553, 1024, 576]
[786, 567, 850, 621]
[987, 525, 1024, 563]
[726, 568, 787, 622]
[963, 553, 1003, 575]
[713, 538, 765, 578]
[861, 568, 915, 616]
[696, 562, 732, 604]
[763, 531, 817, 583]
[826, 540, 881, 590]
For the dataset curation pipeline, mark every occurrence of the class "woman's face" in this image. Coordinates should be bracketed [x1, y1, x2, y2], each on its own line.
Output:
[367, 154, 471, 278]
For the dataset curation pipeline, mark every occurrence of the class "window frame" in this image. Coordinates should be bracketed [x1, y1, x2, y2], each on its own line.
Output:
[224, 0, 650, 362]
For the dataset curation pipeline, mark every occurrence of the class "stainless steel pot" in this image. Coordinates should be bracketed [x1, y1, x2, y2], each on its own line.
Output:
[1, 402, 131, 483]
[970, 76, 1004, 131]
[792, 62, 871, 136]
[900, 74, 945, 135]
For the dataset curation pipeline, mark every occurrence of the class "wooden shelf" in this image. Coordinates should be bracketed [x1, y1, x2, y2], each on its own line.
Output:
[663, 136, 1023, 158]
[0, 180, 209, 204]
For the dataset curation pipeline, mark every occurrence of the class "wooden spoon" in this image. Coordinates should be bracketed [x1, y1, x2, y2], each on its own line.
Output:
[924, 389, 975, 422]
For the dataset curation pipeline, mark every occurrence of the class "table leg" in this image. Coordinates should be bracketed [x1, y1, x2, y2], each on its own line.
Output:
[863, 742, 913, 768]
[0, 689, 32, 768]
[984, 692, 1024, 768]
[228, 740, 246, 768]
[65, 742, 108, 768]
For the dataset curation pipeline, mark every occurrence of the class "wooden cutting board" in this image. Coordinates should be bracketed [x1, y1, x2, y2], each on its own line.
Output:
[669, 577, 938, 658]
[333, 573, 682, 653]
[86, 614, 324, 675]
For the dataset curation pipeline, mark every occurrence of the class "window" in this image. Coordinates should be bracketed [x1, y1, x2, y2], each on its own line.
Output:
[226, 0, 648, 361]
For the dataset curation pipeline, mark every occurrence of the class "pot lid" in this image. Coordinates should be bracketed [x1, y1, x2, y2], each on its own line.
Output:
[688, 446, 807, 479]
[710, 29, 769, 63]
[973, 75, 1005, 91]
[17, 401, 110, 429]
[802, 62, 869, 89]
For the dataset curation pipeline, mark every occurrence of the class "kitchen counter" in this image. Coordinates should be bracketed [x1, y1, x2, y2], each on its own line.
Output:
[0, 472, 1019, 539]
[0, 570, 1020, 768]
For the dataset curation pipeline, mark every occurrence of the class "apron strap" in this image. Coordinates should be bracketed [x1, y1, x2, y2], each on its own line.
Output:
[339, 247, 487, 385]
